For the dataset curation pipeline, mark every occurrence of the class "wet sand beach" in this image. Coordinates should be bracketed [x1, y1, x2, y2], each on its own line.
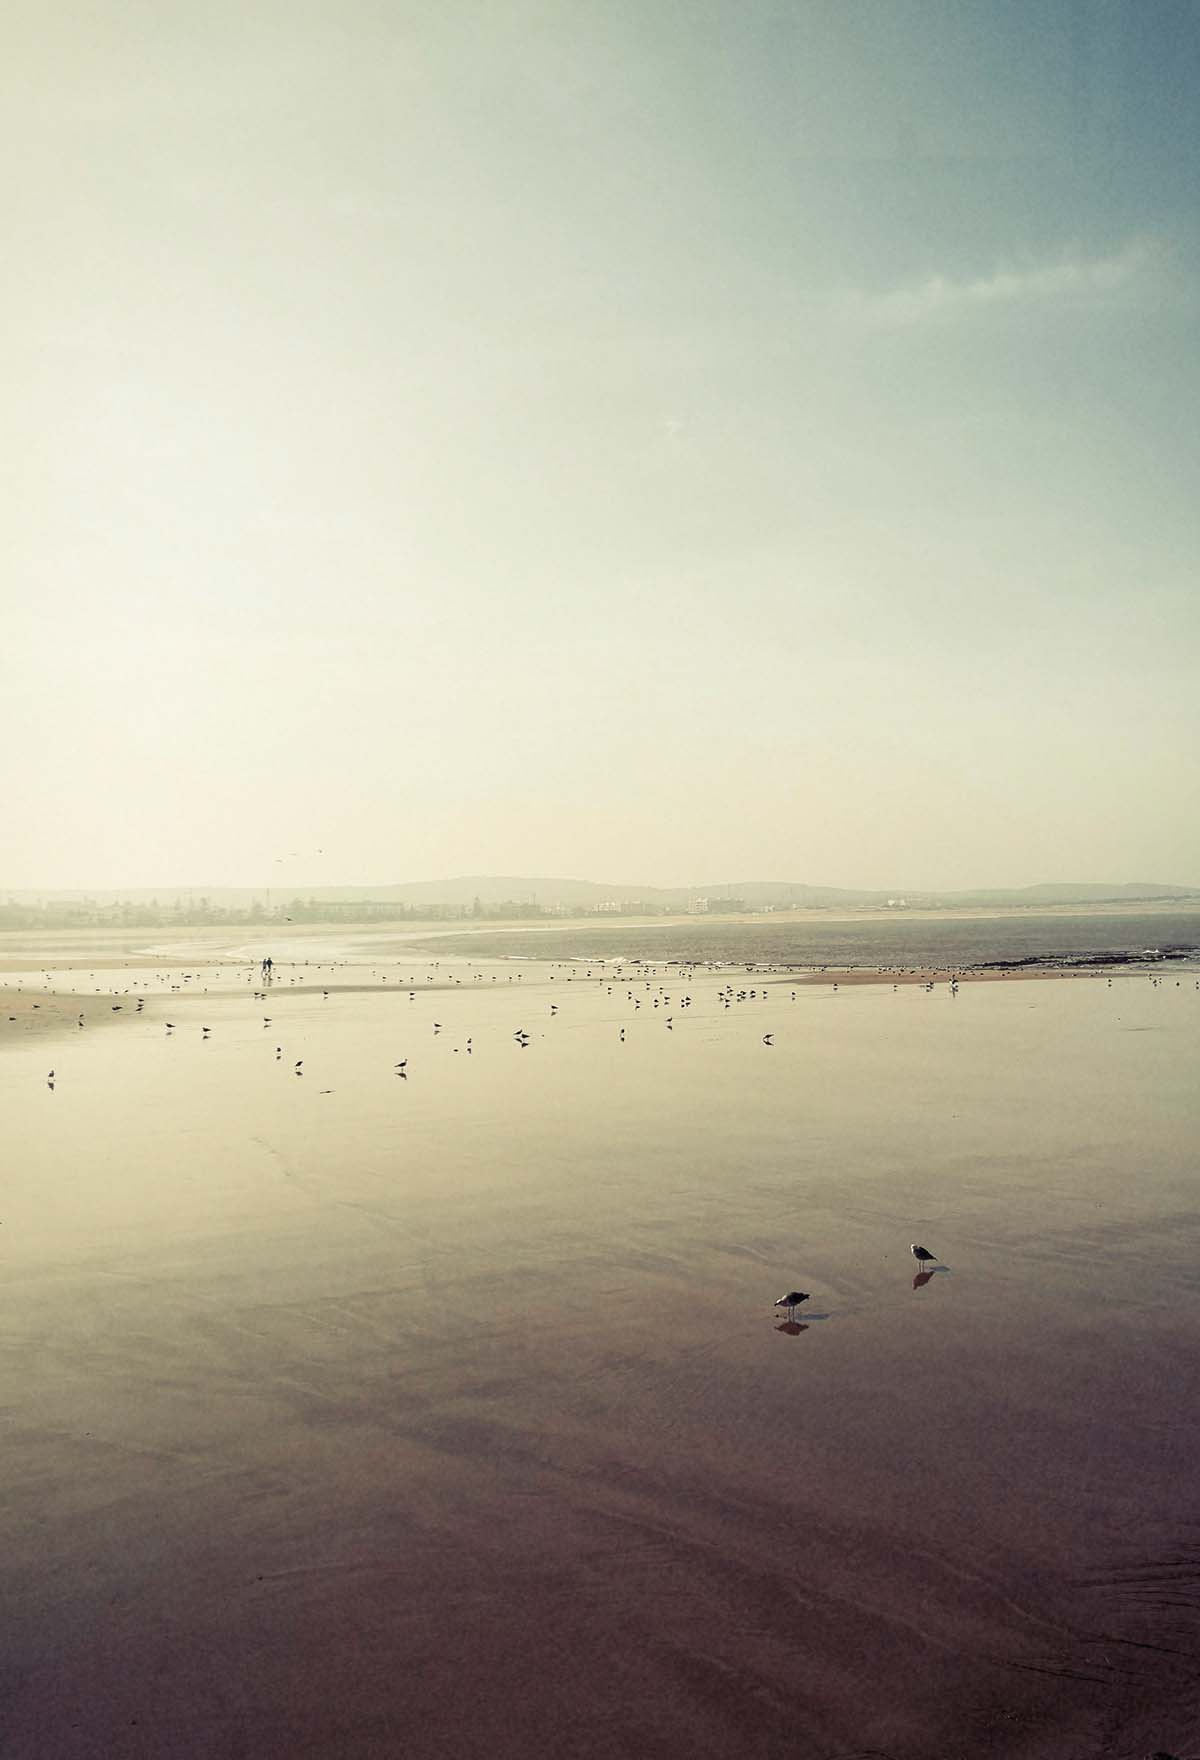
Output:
[3, 932, 1199, 1758]
[1, 989, 147, 1041]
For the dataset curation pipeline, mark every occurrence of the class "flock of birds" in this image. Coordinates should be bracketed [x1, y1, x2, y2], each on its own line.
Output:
[14, 949, 1195, 1330]
[36, 941, 952, 1322]
[17, 953, 860, 1088]
[12, 953, 1199, 1100]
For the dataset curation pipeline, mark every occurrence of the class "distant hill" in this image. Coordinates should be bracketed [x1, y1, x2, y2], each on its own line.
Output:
[955, 882, 1198, 903]
[304, 876, 1200, 910]
[4, 876, 1198, 915]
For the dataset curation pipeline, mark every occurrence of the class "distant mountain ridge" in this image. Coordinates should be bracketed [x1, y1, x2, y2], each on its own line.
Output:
[373, 876, 1198, 909]
[5, 876, 1198, 910]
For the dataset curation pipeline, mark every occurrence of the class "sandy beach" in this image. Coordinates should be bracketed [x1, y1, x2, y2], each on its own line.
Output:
[4, 931, 1199, 1758]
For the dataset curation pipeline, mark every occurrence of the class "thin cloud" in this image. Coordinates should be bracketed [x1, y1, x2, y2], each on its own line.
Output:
[844, 239, 1160, 327]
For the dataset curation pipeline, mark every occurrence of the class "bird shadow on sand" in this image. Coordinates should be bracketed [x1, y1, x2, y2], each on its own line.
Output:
[775, 1312, 833, 1335]
[912, 1267, 951, 1290]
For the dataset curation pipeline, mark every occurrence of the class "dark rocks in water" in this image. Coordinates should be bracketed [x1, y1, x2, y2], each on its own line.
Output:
[974, 945, 1198, 973]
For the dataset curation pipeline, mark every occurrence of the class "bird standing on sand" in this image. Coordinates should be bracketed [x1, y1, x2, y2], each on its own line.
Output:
[910, 1243, 938, 1267]
[774, 1290, 809, 1317]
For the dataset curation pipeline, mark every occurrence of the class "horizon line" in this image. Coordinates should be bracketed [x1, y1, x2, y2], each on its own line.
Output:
[5, 875, 1199, 897]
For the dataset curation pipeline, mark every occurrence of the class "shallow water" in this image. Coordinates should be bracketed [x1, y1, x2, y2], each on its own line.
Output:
[4, 959, 1199, 1757]
[390, 906, 1200, 969]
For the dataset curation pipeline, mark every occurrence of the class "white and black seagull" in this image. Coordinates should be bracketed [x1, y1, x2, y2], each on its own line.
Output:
[774, 1290, 809, 1317]
[910, 1243, 938, 1267]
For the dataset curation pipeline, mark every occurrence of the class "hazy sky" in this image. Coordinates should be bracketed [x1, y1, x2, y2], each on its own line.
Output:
[5, 1, 1198, 891]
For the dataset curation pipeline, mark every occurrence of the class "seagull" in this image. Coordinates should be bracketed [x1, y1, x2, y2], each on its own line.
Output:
[774, 1290, 809, 1317]
[762, 1033, 774, 1045]
[910, 1243, 938, 1267]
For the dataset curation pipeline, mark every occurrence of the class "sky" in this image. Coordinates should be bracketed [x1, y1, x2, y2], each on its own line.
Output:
[4, 0, 1198, 892]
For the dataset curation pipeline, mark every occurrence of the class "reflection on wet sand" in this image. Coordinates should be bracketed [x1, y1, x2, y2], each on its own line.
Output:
[2, 932, 1199, 1759]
